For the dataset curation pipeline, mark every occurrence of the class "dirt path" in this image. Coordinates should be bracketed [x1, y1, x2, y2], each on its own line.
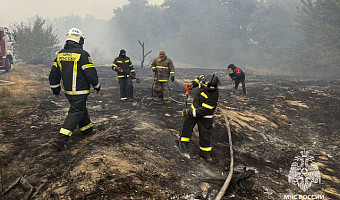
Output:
[0, 65, 339, 199]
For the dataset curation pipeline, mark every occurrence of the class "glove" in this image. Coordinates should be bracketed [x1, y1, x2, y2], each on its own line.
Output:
[117, 67, 123, 72]
[132, 74, 136, 79]
[187, 83, 193, 90]
[182, 109, 189, 118]
[170, 75, 175, 82]
[152, 67, 156, 72]
[185, 83, 193, 94]
[94, 86, 101, 94]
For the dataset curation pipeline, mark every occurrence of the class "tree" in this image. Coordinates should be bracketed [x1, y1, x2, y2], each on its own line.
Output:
[109, 0, 305, 70]
[13, 16, 60, 65]
[248, 0, 302, 67]
[297, 0, 340, 70]
[112, 0, 162, 57]
[136, 40, 152, 69]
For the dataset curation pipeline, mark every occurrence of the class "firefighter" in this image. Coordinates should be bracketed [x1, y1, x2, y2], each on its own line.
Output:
[49, 28, 100, 151]
[112, 49, 136, 101]
[151, 50, 175, 103]
[177, 74, 220, 162]
[228, 64, 246, 96]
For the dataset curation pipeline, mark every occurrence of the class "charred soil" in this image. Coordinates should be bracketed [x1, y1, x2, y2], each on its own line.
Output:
[0, 65, 339, 199]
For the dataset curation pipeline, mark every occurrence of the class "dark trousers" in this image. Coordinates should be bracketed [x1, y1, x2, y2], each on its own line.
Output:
[57, 94, 92, 141]
[118, 77, 133, 100]
[154, 81, 169, 100]
[235, 78, 247, 95]
[181, 115, 213, 150]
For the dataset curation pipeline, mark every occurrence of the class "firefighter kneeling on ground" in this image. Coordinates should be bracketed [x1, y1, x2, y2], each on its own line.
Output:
[49, 28, 100, 151]
[177, 74, 220, 162]
[112, 49, 136, 101]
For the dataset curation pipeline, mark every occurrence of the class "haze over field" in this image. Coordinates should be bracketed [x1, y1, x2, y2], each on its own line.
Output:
[1, 0, 164, 26]
[2, 0, 339, 78]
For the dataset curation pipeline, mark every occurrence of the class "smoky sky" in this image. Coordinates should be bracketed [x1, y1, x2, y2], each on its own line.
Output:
[1, 0, 164, 27]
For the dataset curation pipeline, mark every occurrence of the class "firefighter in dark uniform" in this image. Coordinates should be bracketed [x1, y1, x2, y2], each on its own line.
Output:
[49, 28, 100, 151]
[177, 74, 220, 162]
[151, 50, 175, 103]
[112, 49, 136, 101]
[228, 64, 246, 96]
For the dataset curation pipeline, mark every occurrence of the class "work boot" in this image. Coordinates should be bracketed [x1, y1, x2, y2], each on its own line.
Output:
[52, 138, 68, 151]
[163, 99, 170, 104]
[52, 134, 69, 151]
[127, 97, 134, 102]
[199, 151, 213, 163]
[82, 127, 94, 137]
[176, 140, 189, 154]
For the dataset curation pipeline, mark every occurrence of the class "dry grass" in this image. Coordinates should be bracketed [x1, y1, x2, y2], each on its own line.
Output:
[217, 107, 278, 133]
[0, 74, 40, 98]
[286, 100, 309, 109]
[0, 86, 11, 98]
[0, 68, 44, 120]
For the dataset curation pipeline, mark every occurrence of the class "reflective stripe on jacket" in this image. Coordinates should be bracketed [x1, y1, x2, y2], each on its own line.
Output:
[151, 56, 174, 82]
[112, 56, 135, 78]
[49, 41, 100, 95]
[188, 75, 219, 118]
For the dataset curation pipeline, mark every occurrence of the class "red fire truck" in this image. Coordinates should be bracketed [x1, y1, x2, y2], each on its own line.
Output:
[0, 27, 15, 72]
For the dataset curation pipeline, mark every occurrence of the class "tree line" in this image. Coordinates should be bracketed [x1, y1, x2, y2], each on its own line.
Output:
[12, 0, 340, 77]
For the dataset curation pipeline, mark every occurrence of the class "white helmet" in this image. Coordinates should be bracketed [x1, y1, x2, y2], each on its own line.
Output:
[66, 28, 85, 43]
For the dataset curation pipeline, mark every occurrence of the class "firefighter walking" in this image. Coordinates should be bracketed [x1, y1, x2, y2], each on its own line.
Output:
[112, 49, 136, 101]
[228, 64, 246, 96]
[151, 50, 175, 103]
[177, 74, 220, 162]
[49, 28, 100, 151]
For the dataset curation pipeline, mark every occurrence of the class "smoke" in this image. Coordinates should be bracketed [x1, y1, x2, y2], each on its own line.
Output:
[52, 15, 115, 64]
[5, 0, 339, 78]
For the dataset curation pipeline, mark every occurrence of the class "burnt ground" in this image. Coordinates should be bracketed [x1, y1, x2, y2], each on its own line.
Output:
[0, 65, 339, 200]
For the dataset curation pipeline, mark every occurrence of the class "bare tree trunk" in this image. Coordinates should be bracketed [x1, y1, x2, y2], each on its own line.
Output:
[141, 41, 145, 68]
[138, 40, 152, 69]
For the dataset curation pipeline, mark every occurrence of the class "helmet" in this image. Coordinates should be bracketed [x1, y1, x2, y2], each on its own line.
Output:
[120, 49, 126, 55]
[202, 74, 220, 90]
[66, 28, 85, 44]
[228, 64, 236, 70]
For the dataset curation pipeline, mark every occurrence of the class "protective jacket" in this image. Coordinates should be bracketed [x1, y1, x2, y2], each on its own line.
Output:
[229, 66, 245, 81]
[151, 56, 174, 82]
[49, 41, 100, 95]
[188, 76, 219, 118]
[112, 55, 135, 78]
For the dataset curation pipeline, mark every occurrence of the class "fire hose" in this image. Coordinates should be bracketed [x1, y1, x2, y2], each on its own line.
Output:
[215, 108, 234, 200]
[177, 82, 234, 198]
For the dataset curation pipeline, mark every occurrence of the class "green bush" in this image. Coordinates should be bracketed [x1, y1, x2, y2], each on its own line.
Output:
[13, 16, 60, 65]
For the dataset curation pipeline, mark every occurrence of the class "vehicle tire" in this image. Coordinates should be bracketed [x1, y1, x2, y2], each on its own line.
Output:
[5, 57, 11, 72]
